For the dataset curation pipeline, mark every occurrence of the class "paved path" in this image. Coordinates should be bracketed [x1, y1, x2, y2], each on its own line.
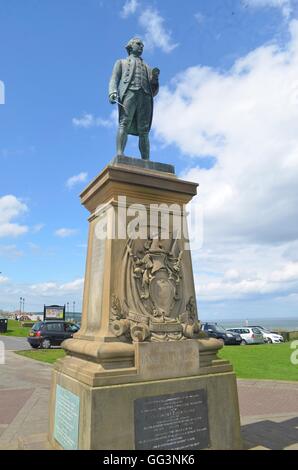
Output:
[0, 351, 51, 449]
[0, 336, 31, 351]
[0, 345, 297, 450]
[238, 379, 298, 450]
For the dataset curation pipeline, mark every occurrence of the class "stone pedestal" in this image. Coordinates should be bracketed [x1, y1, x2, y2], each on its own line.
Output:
[48, 157, 242, 450]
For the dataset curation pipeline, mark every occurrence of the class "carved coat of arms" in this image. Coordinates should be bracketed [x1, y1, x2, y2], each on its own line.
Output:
[110, 237, 201, 343]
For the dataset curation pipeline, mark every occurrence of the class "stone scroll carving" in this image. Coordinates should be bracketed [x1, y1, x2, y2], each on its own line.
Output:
[110, 237, 201, 342]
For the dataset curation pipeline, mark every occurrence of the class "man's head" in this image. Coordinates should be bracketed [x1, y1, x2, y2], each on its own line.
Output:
[125, 37, 144, 56]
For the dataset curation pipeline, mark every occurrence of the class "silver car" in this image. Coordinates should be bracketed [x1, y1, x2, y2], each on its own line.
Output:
[226, 327, 264, 345]
[250, 326, 284, 344]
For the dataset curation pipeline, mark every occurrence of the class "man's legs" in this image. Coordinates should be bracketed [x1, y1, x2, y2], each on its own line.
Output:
[137, 92, 152, 160]
[117, 90, 136, 156]
[116, 127, 128, 156]
[139, 133, 150, 160]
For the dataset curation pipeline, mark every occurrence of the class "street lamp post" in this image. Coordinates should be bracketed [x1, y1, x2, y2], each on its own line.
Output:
[19, 297, 23, 316]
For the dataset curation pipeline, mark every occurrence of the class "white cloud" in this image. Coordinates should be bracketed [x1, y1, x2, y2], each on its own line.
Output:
[224, 269, 241, 281]
[121, 0, 139, 18]
[0, 275, 9, 284]
[0, 195, 28, 238]
[0, 277, 84, 311]
[139, 8, 178, 53]
[271, 262, 298, 282]
[72, 112, 114, 129]
[153, 20, 298, 303]
[60, 278, 84, 292]
[30, 278, 84, 295]
[66, 172, 88, 189]
[72, 113, 94, 128]
[191, 242, 298, 301]
[55, 228, 77, 238]
[243, 0, 293, 18]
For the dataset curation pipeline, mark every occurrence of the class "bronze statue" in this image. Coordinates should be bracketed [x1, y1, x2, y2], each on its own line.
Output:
[109, 37, 160, 160]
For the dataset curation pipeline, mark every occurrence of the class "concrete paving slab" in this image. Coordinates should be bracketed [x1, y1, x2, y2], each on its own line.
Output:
[0, 388, 34, 424]
[0, 336, 31, 351]
[237, 379, 298, 417]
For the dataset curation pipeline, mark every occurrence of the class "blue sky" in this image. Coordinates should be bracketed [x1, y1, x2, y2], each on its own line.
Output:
[1, 0, 298, 321]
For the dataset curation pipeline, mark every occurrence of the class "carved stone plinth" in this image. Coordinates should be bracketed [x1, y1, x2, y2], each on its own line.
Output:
[48, 157, 242, 450]
[69, 158, 201, 351]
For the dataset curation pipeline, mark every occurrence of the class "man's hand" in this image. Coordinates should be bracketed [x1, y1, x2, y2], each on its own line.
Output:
[109, 92, 118, 104]
[152, 68, 160, 78]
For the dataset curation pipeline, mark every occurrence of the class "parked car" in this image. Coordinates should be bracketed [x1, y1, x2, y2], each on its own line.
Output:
[27, 320, 79, 349]
[249, 326, 284, 343]
[201, 323, 242, 345]
[226, 327, 264, 345]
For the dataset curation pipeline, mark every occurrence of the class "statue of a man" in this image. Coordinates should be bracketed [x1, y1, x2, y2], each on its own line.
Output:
[109, 37, 160, 160]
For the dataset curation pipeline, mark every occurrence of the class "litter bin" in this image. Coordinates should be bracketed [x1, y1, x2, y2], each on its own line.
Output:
[0, 318, 8, 333]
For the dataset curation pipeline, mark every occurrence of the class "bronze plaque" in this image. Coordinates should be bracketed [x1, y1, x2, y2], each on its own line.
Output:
[134, 389, 210, 450]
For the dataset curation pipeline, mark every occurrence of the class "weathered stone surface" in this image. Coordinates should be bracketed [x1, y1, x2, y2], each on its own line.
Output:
[135, 341, 200, 381]
[49, 369, 242, 450]
[71, 160, 199, 355]
[48, 158, 242, 450]
[111, 155, 175, 174]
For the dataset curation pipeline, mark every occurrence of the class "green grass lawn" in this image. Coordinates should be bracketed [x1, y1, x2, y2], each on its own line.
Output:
[14, 341, 298, 381]
[16, 349, 66, 364]
[219, 342, 298, 381]
[0, 319, 31, 337]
